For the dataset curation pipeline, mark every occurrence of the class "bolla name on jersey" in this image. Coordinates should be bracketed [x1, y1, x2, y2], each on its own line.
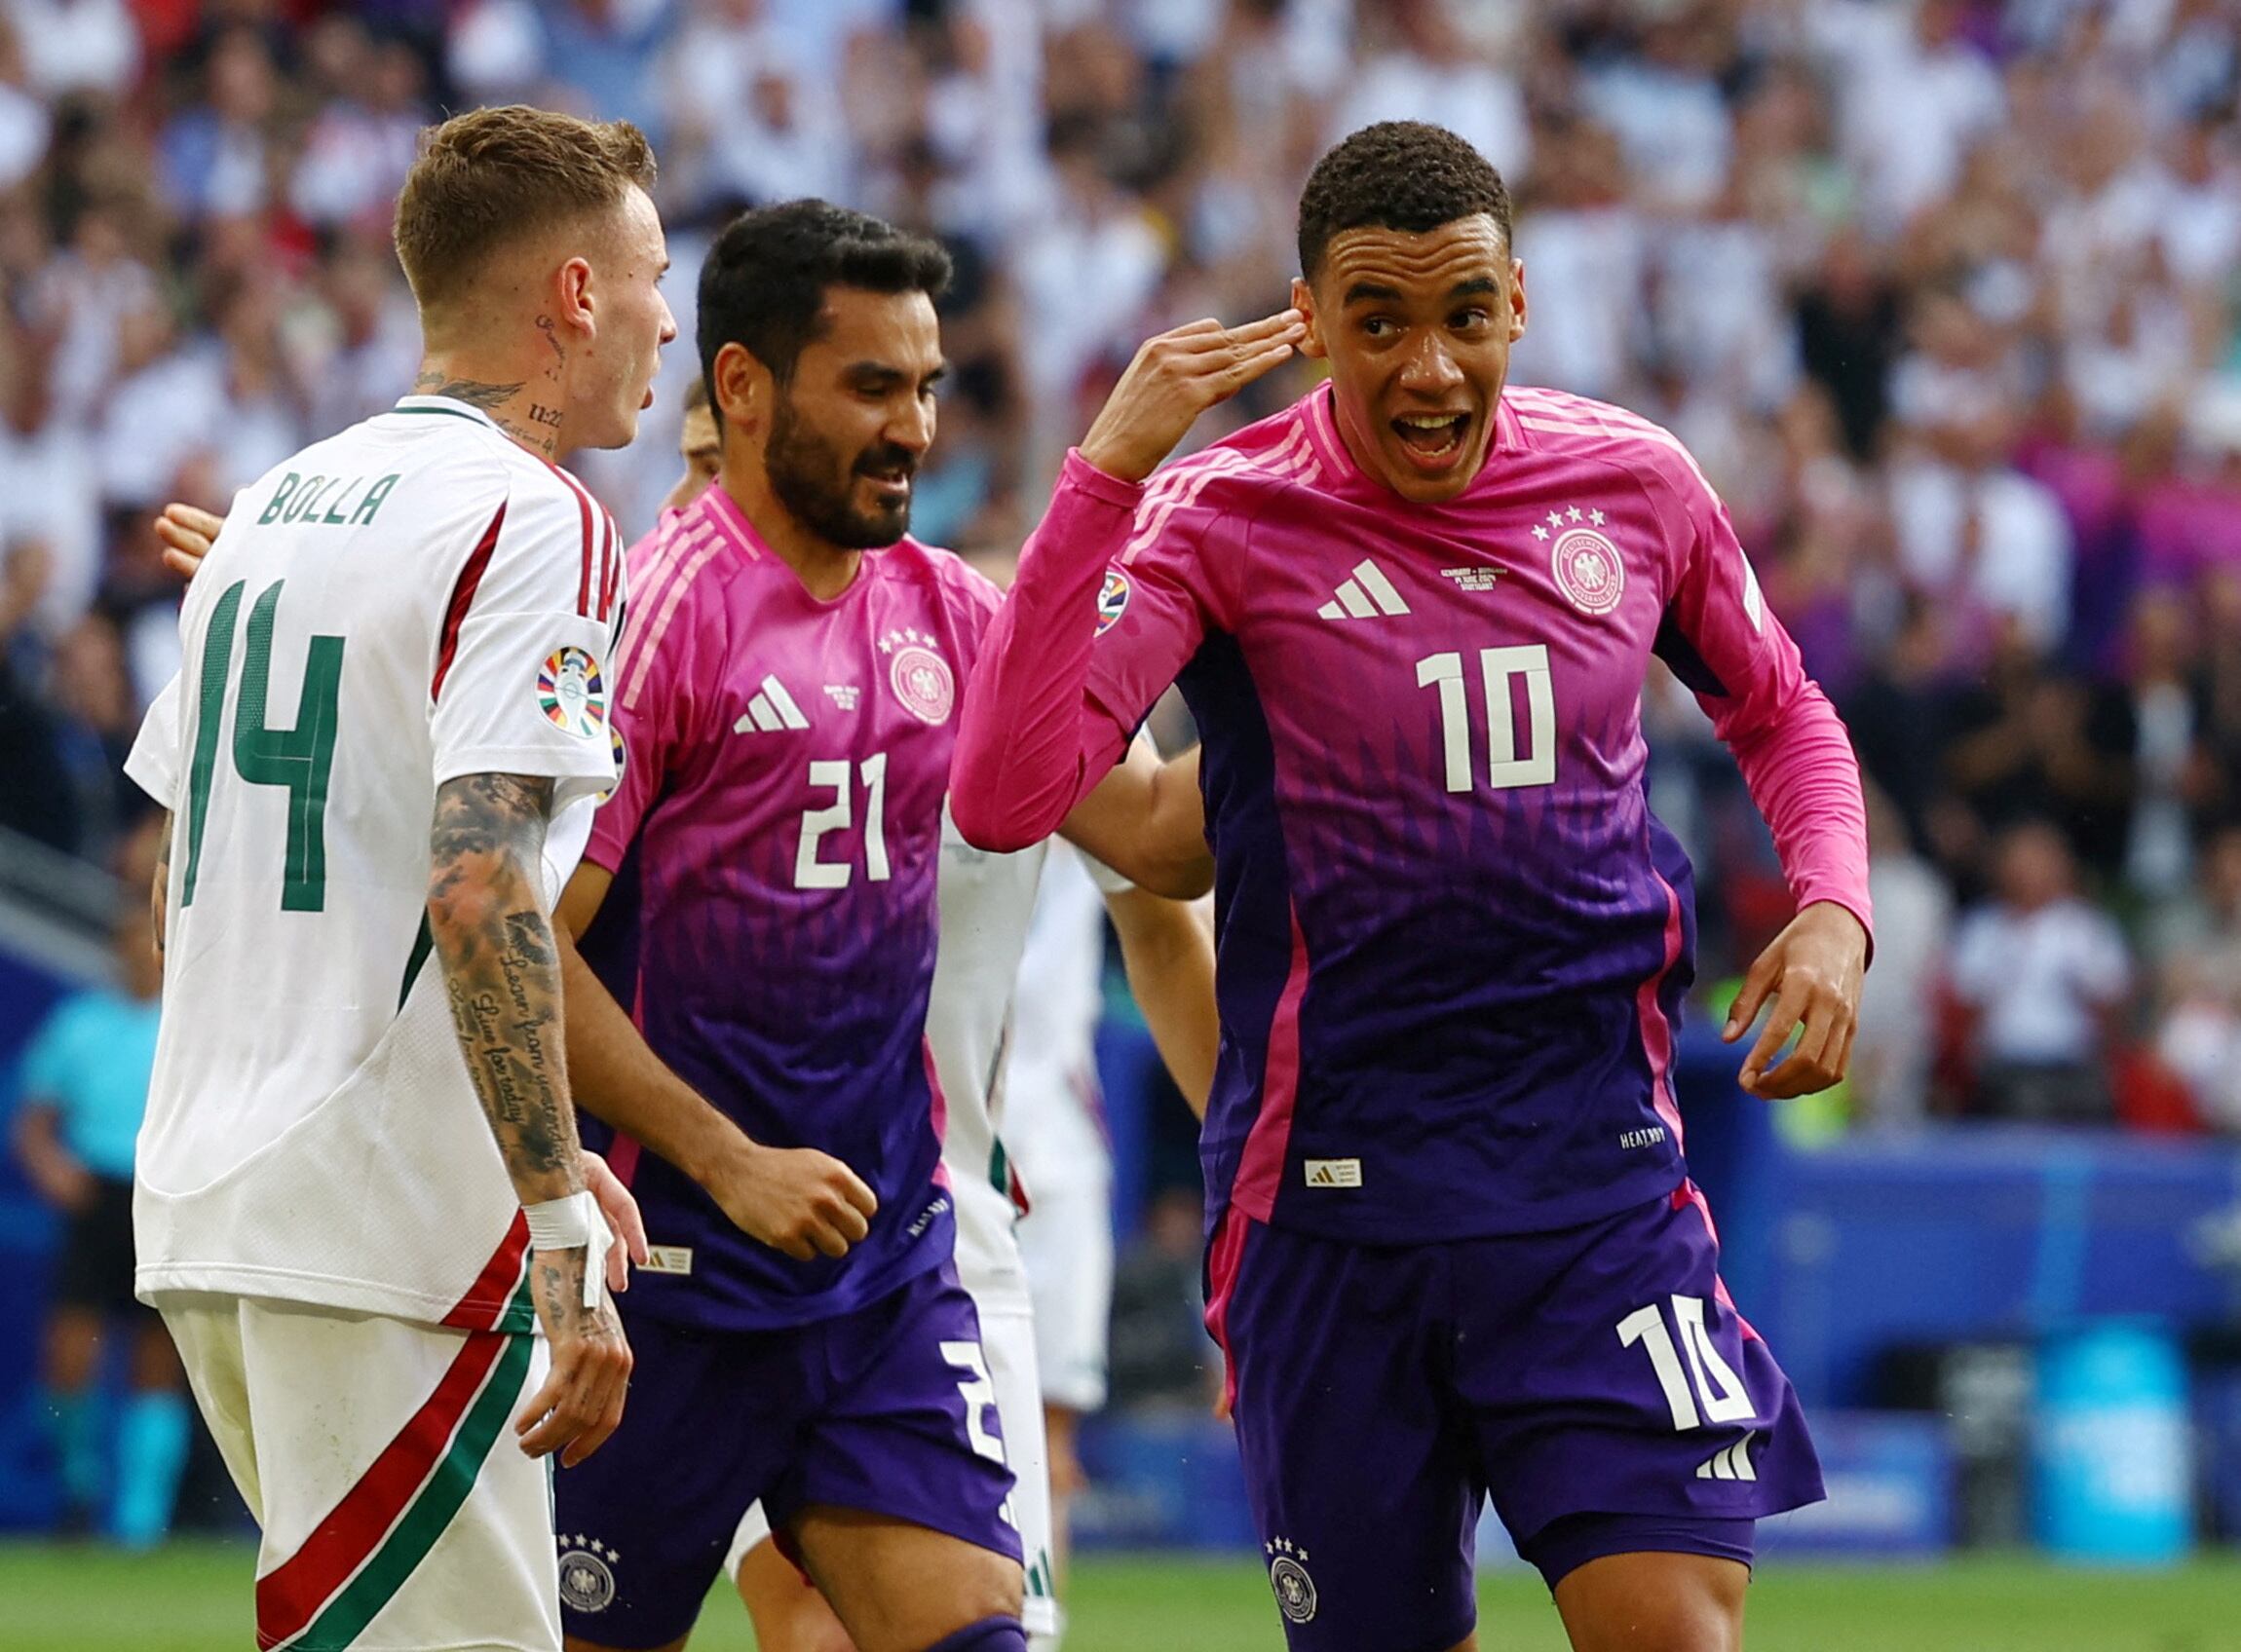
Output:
[257, 469, 402, 530]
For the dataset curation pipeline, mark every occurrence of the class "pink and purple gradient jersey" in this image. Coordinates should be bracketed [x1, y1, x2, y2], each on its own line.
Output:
[580, 481, 1000, 1330]
[953, 384, 1873, 1249]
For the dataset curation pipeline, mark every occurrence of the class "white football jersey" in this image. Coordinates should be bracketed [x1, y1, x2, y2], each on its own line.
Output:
[1003, 839, 1114, 1188]
[928, 807, 1046, 1309]
[123, 395, 626, 1330]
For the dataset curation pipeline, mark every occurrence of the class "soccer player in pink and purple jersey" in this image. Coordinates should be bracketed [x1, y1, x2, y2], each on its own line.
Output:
[952, 122, 1874, 1652]
[545, 201, 1207, 1652]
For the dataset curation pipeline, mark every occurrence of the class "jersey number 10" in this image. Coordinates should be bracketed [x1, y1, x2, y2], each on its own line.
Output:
[1415, 644, 1556, 793]
[182, 580, 345, 914]
[1617, 1295, 1755, 1431]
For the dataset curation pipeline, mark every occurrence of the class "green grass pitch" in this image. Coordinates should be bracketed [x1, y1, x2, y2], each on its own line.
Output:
[2, 1543, 2237, 1651]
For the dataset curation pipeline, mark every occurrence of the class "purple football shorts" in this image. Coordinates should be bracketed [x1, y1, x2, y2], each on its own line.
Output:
[553, 1259, 1020, 1649]
[1206, 1182, 1820, 1652]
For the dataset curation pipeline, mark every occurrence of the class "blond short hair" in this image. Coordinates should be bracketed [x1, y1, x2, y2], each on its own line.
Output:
[394, 105, 657, 320]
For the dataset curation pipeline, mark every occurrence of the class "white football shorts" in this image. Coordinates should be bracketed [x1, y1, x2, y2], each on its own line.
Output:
[161, 1292, 557, 1652]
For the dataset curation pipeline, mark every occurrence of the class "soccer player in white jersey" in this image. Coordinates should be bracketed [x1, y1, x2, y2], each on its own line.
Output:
[123, 107, 674, 1652]
[1004, 844, 1123, 1601]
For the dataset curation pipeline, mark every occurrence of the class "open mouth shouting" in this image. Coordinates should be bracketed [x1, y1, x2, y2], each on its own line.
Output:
[1391, 409, 1474, 472]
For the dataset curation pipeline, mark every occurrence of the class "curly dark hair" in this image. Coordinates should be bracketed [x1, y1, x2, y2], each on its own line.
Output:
[1296, 122, 1514, 281]
[698, 200, 951, 407]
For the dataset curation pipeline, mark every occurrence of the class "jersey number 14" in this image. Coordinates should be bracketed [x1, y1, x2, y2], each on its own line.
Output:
[1416, 644, 1556, 793]
[182, 580, 345, 914]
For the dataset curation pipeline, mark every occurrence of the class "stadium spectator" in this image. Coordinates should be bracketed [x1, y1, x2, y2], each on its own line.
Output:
[1950, 820, 2134, 1122]
[156, 25, 280, 222]
[2151, 824, 2241, 1132]
[6, 0, 138, 101]
[13, 890, 186, 1547]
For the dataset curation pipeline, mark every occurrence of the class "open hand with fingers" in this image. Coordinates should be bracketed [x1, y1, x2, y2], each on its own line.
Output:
[516, 1246, 632, 1468]
[1079, 310, 1308, 484]
[1722, 901, 1870, 1100]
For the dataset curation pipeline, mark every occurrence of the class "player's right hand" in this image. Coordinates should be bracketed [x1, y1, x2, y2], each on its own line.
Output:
[517, 1246, 633, 1467]
[711, 1142, 879, 1261]
[1078, 310, 1307, 484]
[154, 501, 224, 582]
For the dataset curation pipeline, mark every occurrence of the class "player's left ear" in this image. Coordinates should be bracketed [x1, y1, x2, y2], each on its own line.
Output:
[1290, 276, 1327, 361]
[1505, 257, 1528, 344]
[555, 255, 596, 342]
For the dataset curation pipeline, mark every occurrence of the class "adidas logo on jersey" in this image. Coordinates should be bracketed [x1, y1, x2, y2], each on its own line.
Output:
[1317, 560, 1411, 620]
[1304, 1158, 1362, 1188]
[734, 675, 809, 733]
[1696, 1434, 1758, 1482]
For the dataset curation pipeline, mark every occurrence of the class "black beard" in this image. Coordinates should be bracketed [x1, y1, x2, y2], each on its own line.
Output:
[766, 394, 913, 550]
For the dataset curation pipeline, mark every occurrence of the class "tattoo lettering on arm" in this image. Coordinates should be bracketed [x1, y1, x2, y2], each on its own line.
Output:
[151, 812, 173, 957]
[427, 773, 584, 1201]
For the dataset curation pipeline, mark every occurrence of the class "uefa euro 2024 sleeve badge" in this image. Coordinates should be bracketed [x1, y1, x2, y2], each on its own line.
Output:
[1096, 569, 1131, 634]
[538, 646, 608, 739]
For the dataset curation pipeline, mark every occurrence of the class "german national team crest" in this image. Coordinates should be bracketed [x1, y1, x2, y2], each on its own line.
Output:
[1266, 1537, 1316, 1624]
[538, 646, 607, 738]
[881, 627, 955, 725]
[1547, 512, 1625, 617]
[556, 1536, 618, 1613]
[1096, 569, 1131, 635]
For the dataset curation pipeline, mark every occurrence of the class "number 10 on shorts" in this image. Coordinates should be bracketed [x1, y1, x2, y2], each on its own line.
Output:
[1616, 1295, 1754, 1430]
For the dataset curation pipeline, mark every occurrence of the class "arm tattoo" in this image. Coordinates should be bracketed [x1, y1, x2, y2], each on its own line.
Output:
[426, 773, 583, 1202]
[150, 812, 172, 957]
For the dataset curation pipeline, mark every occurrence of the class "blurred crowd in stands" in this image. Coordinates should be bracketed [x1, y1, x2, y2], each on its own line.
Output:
[0, 0, 2238, 1135]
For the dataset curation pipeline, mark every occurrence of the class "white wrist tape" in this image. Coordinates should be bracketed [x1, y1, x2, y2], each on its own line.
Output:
[523, 1189, 610, 1308]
